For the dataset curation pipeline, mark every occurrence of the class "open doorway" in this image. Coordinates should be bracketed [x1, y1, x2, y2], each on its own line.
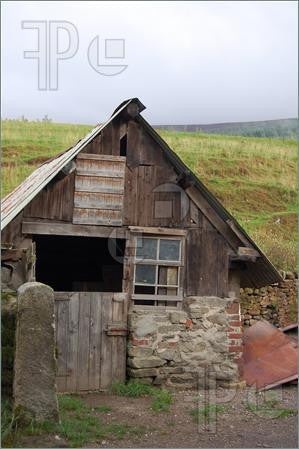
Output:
[35, 235, 125, 292]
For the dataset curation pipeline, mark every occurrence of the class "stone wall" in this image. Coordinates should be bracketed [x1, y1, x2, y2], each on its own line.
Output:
[240, 273, 297, 328]
[127, 297, 242, 389]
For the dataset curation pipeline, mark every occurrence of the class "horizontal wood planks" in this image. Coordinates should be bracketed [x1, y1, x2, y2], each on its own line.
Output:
[55, 291, 127, 393]
[73, 153, 125, 226]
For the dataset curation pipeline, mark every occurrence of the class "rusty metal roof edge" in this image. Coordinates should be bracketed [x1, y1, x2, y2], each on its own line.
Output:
[1, 99, 133, 230]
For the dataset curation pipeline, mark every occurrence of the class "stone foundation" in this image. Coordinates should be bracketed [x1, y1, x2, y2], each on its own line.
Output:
[127, 297, 242, 388]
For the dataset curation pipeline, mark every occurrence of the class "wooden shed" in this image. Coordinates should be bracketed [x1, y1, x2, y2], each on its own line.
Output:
[1, 98, 282, 391]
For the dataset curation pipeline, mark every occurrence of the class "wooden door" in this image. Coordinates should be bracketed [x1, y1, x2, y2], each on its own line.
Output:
[54, 292, 127, 393]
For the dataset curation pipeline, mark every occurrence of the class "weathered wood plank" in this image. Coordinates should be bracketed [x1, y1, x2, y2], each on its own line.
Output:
[75, 175, 124, 194]
[66, 293, 80, 392]
[185, 185, 241, 250]
[129, 226, 186, 236]
[77, 153, 126, 162]
[55, 299, 69, 392]
[23, 172, 75, 222]
[100, 293, 113, 390]
[74, 192, 123, 210]
[186, 228, 202, 296]
[76, 158, 125, 177]
[111, 297, 124, 382]
[88, 292, 102, 390]
[22, 221, 128, 239]
[77, 292, 91, 391]
[73, 208, 122, 226]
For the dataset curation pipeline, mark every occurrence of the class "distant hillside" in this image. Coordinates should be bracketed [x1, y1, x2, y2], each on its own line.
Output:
[1, 120, 297, 271]
[156, 118, 298, 138]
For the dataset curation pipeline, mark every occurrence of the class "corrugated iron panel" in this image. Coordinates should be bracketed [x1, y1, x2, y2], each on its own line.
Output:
[243, 320, 298, 390]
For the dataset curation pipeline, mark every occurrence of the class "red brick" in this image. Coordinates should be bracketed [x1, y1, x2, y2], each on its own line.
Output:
[229, 321, 242, 327]
[131, 338, 149, 346]
[227, 314, 241, 320]
[224, 327, 234, 332]
[229, 346, 243, 352]
[226, 302, 240, 314]
[229, 333, 243, 339]
[185, 319, 193, 329]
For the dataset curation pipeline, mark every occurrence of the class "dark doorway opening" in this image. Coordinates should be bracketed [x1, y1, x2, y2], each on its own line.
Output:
[35, 235, 125, 292]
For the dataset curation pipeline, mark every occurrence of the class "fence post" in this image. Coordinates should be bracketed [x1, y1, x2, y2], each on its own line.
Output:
[13, 282, 59, 422]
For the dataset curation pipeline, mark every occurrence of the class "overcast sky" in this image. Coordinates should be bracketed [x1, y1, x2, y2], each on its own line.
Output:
[1, 1, 298, 124]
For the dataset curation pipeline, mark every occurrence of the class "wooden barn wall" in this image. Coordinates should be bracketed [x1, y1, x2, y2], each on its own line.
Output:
[23, 172, 75, 222]
[82, 118, 125, 156]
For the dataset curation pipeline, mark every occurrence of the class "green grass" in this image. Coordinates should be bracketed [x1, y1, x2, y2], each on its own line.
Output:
[111, 381, 173, 412]
[246, 391, 298, 419]
[1, 395, 145, 448]
[94, 405, 113, 413]
[1, 119, 297, 270]
[190, 404, 228, 423]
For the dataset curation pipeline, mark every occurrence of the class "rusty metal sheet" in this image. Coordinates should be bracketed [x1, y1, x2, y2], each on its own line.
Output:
[243, 320, 298, 390]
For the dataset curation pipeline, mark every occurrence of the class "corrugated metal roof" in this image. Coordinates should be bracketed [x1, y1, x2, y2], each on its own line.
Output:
[1, 99, 132, 230]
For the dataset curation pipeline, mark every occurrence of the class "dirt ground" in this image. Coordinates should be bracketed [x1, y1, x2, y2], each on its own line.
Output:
[17, 384, 298, 448]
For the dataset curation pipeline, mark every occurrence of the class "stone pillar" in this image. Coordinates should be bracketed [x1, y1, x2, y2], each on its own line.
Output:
[13, 282, 59, 422]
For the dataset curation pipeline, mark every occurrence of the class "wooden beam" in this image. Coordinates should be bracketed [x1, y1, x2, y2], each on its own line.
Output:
[129, 226, 186, 236]
[185, 185, 241, 250]
[22, 221, 128, 239]
[238, 246, 260, 258]
[77, 153, 126, 162]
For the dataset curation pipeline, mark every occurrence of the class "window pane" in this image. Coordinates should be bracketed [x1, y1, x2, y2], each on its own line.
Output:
[136, 238, 157, 260]
[159, 239, 180, 261]
[135, 265, 156, 284]
[158, 266, 178, 285]
[158, 287, 178, 296]
[134, 285, 155, 294]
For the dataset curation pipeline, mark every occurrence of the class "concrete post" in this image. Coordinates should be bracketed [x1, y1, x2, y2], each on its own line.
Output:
[13, 282, 59, 422]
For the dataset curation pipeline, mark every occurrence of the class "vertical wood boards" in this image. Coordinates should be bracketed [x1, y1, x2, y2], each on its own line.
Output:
[54, 292, 127, 393]
[23, 172, 75, 222]
[73, 154, 126, 226]
[186, 216, 229, 297]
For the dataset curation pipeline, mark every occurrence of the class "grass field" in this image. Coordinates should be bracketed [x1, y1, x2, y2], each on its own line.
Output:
[1, 119, 297, 271]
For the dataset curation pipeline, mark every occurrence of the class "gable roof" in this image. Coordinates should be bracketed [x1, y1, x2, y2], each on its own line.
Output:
[1, 99, 135, 230]
[1, 98, 282, 287]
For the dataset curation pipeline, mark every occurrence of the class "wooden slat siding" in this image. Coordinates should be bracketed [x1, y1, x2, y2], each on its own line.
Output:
[1, 211, 24, 245]
[185, 185, 241, 250]
[100, 293, 113, 390]
[66, 293, 80, 392]
[77, 292, 91, 391]
[186, 228, 201, 296]
[23, 172, 75, 222]
[111, 295, 124, 382]
[82, 133, 102, 155]
[101, 123, 113, 155]
[77, 154, 126, 162]
[198, 217, 219, 296]
[55, 298, 69, 392]
[75, 175, 124, 194]
[76, 158, 125, 178]
[73, 208, 122, 226]
[111, 117, 121, 156]
[22, 221, 128, 239]
[127, 120, 141, 168]
[123, 165, 138, 225]
[73, 153, 125, 226]
[217, 237, 229, 297]
[74, 192, 123, 210]
[88, 292, 102, 390]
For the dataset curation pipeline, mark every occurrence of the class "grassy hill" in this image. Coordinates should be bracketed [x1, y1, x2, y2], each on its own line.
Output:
[157, 118, 298, 138]
[1, 119, 297, 271]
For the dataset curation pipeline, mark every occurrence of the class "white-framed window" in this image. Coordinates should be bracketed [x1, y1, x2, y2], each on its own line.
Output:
[132, 235, 184, 307]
